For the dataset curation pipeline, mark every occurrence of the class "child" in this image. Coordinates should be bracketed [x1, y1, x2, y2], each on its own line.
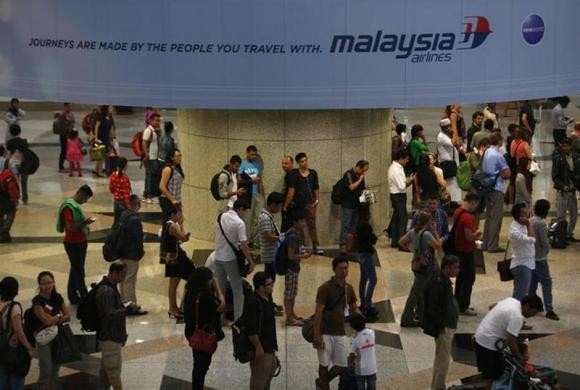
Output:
[65, 130, 83, 177]
[349, 314, 377, 390]
[518, 341, 560, 389]
[356, 222, 378, 321]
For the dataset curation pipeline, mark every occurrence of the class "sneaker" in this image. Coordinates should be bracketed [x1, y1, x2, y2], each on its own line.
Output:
[150, 197, 159, 204]
[546, 311, 560, 321]
[314, 247, 325, 255]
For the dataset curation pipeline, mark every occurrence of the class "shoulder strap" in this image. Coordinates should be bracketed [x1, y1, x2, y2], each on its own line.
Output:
[264, 211, 280, 236]
[325, 283, 347, 312]
[450, 209, 468, 235]
[217, 213, 238, 253]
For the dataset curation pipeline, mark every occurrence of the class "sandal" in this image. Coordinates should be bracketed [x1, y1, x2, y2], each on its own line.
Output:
[285, 319, 305, 327]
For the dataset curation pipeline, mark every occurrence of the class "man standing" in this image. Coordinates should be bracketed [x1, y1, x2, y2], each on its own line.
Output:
[141, 113, 161, 203]
[481, 133, 511, 253]
[96, 262, 128, 390]
[56, 185, 95, 304]
[452, 193, 482, 316]
[258, 192, 285, 315]
[245, 272, 278, 390]
[218, 155, 245, 211]
[474, 296, 543, 388]
[519, 100, 536, 138]
[386, 150, 413, 249]
[338, 160, 369, 253]
[4, 98, 25, 144]
[56, 103, 75, 173]
[410, 195, 449, 246]
[552, 138, 578, 241]
[422, 255, 460, 390]
[239, 145, 264, 245]
[280, 155, 295, 232]
[214, 199, 255, 321]
[118, 195, 147, 316]
[467, 111, 484, 150]
[0, 149, 19, 243]
[482, 103, 498, 130]
[471, 119, 493, 157]
[551, 96, 574, 146]
[285, 153, 323, 254]
[313, 256, 360, 390]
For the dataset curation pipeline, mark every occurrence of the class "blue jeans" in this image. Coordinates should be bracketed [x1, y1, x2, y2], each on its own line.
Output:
[511, 265, 532, 301]
[0, 365, 25, 390]
[530, 260, 553, 312]
[356, 373, 376, 390]
[358, 252, 377, 310]
[340, 207, 359, 246]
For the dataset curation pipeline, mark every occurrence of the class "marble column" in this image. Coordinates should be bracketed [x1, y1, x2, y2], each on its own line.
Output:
[177, 109, 392, 244]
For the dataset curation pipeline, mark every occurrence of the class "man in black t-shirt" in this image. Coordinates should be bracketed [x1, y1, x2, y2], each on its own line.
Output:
[519, 100, 536, 139]
[339, 160, 369, 251]
[280, 155, 295, 232]
[245, 272, 278, 389]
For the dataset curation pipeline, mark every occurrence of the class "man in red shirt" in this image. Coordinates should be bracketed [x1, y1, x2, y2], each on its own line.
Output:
[56, 185, 96, 304]
[452, 193, 482, 316]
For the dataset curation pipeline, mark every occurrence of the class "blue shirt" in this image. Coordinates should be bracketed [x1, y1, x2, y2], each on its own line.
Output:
[411, 208, 450, 242]
[481, 146, 508, 192]
[240, 159, 261, 194]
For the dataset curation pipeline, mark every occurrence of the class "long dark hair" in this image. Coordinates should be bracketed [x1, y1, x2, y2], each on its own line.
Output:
[116, 156, 128, 177]
[37, 271, 60, 302]
[416, 153, 437, 192]
[166, 148, 185, 179]
[186, 267, 214, 298]
[0, 277, 18, 301]
[517, 157, 532, 194]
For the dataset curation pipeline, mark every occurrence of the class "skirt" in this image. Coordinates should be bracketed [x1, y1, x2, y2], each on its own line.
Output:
[165, 247, 195, 279]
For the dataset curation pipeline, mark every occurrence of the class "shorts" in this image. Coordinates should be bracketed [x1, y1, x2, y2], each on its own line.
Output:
[317, 335, 349, 368]
[99, 340, 122, 382]
[475, 342, 504, 381]
[284, 269, 300, 299]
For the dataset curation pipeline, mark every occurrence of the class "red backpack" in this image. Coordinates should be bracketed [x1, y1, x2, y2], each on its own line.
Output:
[0, 162, 20, 202]
[131, 129, 147, 159]
[81, 113, 93, 134]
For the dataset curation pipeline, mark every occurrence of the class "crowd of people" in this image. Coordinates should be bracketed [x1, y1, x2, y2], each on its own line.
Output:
[0, 98, 577, 389]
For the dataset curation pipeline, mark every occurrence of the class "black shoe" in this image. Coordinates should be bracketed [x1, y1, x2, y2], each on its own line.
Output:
[274, 304, 284, 311]
[546, 311, 560, 321]
[567, 236, 580, 242]
[400, 320, 421, 328]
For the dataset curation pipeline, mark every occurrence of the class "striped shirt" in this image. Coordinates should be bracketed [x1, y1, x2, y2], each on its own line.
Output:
[258, 210, 279, 264]
[166, 167, 183, 202]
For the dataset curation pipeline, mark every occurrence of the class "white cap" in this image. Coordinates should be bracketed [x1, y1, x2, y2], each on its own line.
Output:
[440, 118, 451, 127]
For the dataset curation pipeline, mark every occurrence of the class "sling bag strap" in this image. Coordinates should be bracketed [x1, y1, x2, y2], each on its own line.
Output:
[217, 213, 241, 256]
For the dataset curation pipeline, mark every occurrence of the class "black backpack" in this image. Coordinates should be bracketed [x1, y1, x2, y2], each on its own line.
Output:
[102, 213, 131, 262]
[548, 219, 568, 249]
[232, 296, 261, 364]
[77, 281, 105, 332]
[274, 236, 289, 276]
[331, 175, 348, 205]
[210, 170, 231, 201]
[20, 148, 40, 175]
[23, 307, 42, 345]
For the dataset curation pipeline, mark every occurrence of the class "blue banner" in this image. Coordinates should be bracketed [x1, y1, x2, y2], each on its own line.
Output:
[0, 0, 579, 109]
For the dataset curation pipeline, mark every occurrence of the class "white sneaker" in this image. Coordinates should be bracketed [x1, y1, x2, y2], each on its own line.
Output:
[150, 197, 159, 204]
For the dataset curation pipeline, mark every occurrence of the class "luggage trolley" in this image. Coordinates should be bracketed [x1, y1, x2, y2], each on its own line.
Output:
[493, 340, 554, 390]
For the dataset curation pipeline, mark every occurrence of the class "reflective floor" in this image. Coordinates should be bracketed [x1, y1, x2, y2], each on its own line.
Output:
[2, 101, 580, 389]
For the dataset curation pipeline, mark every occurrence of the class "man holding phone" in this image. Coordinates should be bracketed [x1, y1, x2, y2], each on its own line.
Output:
[56, 184, 96, 304]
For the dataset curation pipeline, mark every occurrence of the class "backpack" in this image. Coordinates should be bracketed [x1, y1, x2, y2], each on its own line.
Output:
[470, 171, 499, 194]
[23, 307, 42, 345]
[456, 161, 473, 191]
[131, 129, 146, 158]
[20, 148, 40, 175]
[102, 213, 131, 262]
[548, 219, 568, 249]
[331, 174, 348, 205]
[81, 113, 93, 133]
[273, 236, 289, 276]
[0, 161, 20, 202]
[443, 209, 467, 255]
[210, 170, 231, 201]
[232, 295, 261, 364]
[77, 281, 105, 332]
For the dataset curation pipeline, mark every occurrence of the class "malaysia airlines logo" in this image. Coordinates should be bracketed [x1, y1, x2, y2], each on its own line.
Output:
[330, 15, 493, 63]
[458, 16, 493, 50]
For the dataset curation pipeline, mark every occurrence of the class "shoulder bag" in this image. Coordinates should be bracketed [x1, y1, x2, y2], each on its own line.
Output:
[52, 323, 82, 364]
[0, 302, 32, 377]
[411, 230, 434, 273]
[497, 241, 514, 282]
[218, 213, 250, 277]
[302, 286, 346, 343]
[189, 296, 218, 354]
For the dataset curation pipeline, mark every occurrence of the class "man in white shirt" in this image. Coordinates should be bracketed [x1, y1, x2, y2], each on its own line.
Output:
[218, 155, 245, 211]
[474, 296, 543, 388]
[483, 103, 498, 130]
[141, 113, 162, 203]
[551, 96, 574, 146]
[215, 199, 255, 321]
[385, 150, 414, 250]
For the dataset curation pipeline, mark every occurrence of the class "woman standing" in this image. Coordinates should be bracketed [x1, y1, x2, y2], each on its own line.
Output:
[32, 272, 71, 390]
[159, 148, 185, 222]
[183, 267, 224, 390]
[414, 153, 447, 208]
[0, 277, 34, 390]
[161, 205, 194, 319]
[399, 211, 442, 327]
[109, 157, 132, 225]
[515, 157, 532, 206]
[356, 222, 378, 321]
[437, 119, 461, 202]
[509, 203, 536, 301]
[93, 105, 116, 177]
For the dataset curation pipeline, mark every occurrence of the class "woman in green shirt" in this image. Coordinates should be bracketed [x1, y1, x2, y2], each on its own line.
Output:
[409, 124, 431, 167]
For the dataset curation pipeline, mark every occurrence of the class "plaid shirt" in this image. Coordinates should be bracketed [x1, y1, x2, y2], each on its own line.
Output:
[109, 171, 132, 208]
[410, 207, 449, 242]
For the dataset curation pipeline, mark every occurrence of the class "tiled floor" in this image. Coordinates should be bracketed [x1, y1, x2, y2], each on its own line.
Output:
[2, 101, 580, 389]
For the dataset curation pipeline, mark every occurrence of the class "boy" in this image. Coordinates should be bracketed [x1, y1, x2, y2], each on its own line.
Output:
[349, 314, 377, 390]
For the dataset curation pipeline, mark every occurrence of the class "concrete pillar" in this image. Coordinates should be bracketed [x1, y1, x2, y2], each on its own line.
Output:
[177, 109, 392, 245]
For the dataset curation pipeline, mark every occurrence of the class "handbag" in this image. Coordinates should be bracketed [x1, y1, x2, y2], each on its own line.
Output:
[52, 324, 82, 364]
[89, 144, 107, 161]
[34, 325, 59, 346]
[302, 287, 346, 343]
[411, 230, 433, 273]
[497, 241, 514, 282]
[440, 160, 458, 179]
[0, 302, 32, 377]
[529, 160, 541, 176]
[217, 213, 250, 277]
[188, 297, 218, 354]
